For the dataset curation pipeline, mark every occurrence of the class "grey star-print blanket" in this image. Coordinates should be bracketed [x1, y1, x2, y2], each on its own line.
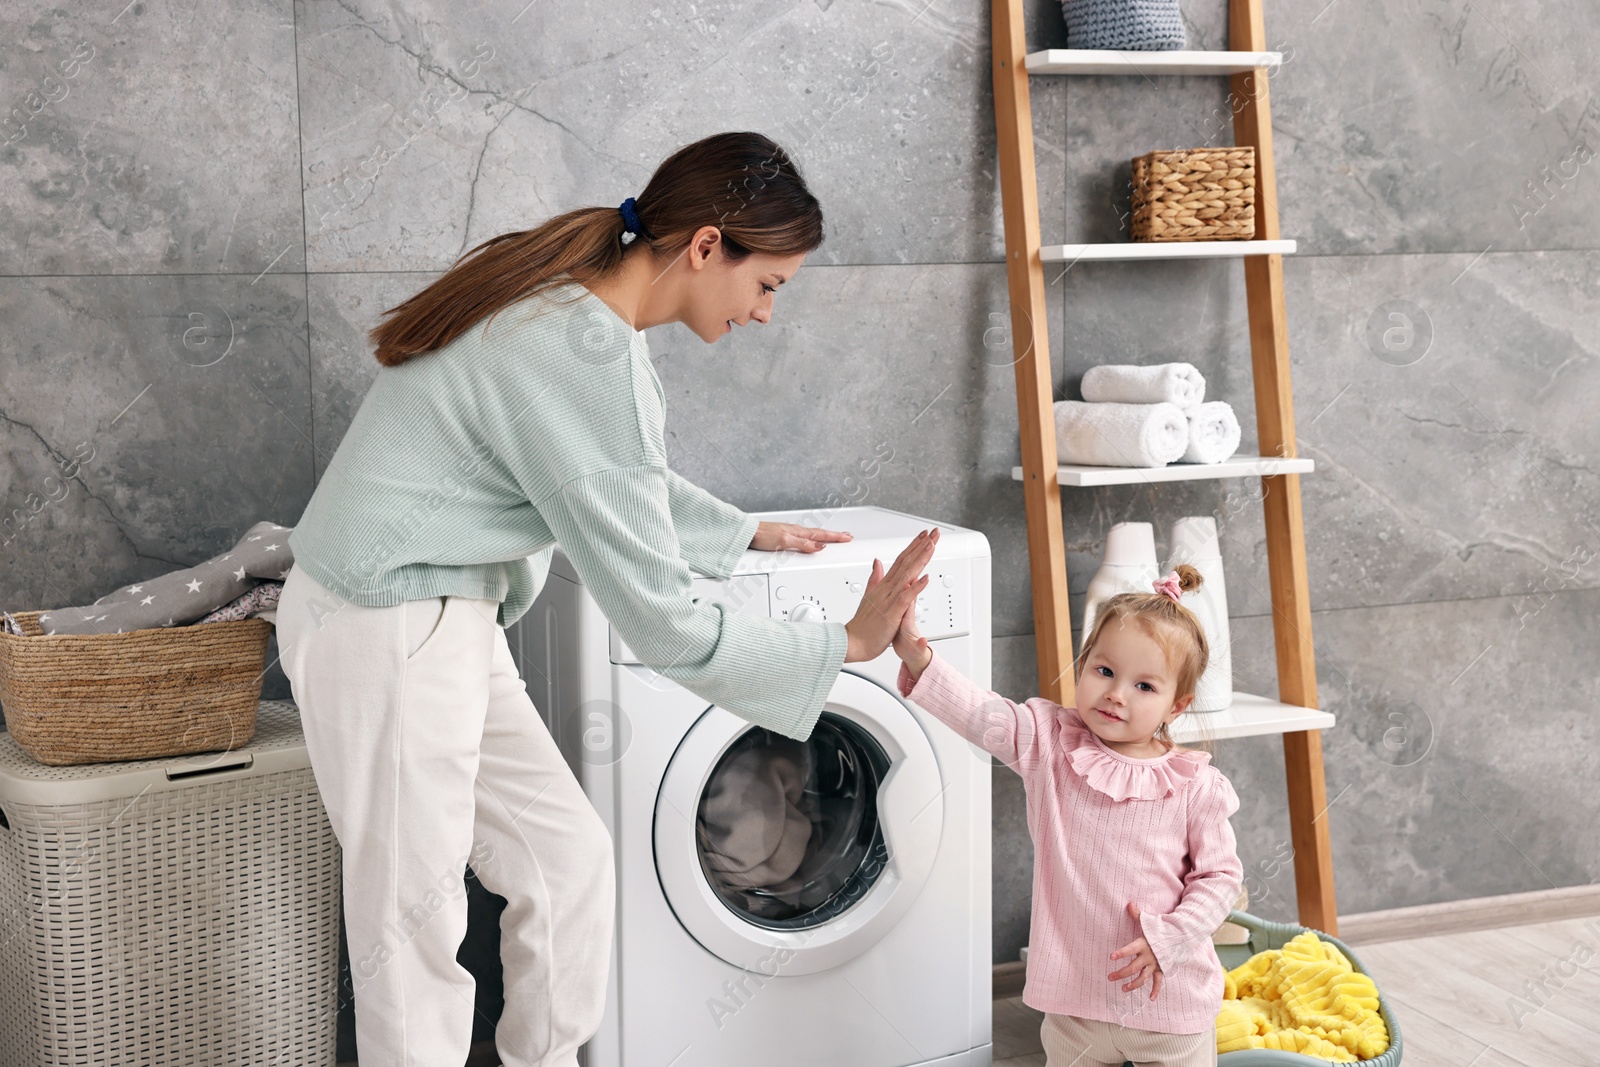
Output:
[31, 521, 295, 635]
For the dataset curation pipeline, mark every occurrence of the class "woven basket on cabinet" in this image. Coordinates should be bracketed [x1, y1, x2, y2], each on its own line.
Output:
[1131, 147, 1257, 242]
[0, 609, 267, 765]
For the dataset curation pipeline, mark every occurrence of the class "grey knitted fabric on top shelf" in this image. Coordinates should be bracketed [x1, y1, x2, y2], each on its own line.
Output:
[1062, 0, 1187, 51]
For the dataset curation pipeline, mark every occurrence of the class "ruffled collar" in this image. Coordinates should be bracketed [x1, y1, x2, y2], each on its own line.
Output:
[1060, 707, 1210, 801]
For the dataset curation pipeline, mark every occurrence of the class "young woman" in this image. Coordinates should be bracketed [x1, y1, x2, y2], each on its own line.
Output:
[275, 131, 936, 1067]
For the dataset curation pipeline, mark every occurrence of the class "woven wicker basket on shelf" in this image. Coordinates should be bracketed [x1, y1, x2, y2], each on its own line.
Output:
[1131, 147, 1257, 242]
[0, 610, 268, 766]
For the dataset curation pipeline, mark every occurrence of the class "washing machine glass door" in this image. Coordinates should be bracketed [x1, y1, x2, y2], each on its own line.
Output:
[653, 671, 944, 976]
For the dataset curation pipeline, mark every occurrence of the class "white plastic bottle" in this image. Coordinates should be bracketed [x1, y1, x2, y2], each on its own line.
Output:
[1163, 516, 1232, 712]
[1079, 522, 1160, 659]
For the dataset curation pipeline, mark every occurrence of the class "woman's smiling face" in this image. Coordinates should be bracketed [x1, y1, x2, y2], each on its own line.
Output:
[681, 226, 807, 343]
[1074, 618, 1191, 754]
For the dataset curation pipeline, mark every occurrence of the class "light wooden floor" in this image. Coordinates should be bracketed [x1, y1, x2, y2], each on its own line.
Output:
[347, 912, 1600, 1065]
[994, 912, 1600, 1066]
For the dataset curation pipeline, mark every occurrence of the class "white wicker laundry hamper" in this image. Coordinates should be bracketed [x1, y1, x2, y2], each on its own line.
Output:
[0, 700, 340, 1066]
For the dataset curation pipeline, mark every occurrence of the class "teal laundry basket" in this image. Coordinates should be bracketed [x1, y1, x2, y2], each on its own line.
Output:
[1110, 909, 1402, 1067]
[1210, 910, 1402, 1066]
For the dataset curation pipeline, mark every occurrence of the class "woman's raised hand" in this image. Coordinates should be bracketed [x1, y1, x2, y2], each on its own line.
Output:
[842, 528, 940, 663]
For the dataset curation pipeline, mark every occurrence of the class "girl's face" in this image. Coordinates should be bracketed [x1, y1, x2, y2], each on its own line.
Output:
[1075, 619, 1192, 753]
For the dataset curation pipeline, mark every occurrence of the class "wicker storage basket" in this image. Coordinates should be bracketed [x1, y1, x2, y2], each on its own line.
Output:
[1131, 147, 1257, 242]
[0, 610, 268, 766]
[0, 700, 340, 1066]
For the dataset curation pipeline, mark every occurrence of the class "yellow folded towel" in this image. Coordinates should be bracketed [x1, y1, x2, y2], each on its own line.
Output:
[1215, 930, 1391, 1061]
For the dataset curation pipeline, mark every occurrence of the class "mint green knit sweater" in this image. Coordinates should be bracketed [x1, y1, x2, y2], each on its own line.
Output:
[288, 278, 847, 740]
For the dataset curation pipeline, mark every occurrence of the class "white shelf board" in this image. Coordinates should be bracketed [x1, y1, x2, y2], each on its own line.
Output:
[1043, 240, 1296, 262]
[1011, 455, 1314, 487]
[1026, 49, 1283, 76]
[1169, 692, 1335, 743]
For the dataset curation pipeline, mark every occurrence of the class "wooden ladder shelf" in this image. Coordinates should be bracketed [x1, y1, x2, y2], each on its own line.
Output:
[990, 0, 1338, 933]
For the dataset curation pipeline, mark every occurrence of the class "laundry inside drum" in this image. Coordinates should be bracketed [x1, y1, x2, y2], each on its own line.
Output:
[695, 713, 892, 930]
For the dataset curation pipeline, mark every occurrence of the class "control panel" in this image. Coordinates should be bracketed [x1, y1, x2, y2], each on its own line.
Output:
[607, 559, 972, 665]
[772, 557, 971, 640]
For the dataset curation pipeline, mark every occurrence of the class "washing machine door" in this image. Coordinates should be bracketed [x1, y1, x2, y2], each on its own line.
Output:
[653, 670, 944, 976]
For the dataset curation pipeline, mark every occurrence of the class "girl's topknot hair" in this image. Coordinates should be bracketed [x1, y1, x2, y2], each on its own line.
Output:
[1171, 561, 1205, 596]
[1072, 561, 1212, 755]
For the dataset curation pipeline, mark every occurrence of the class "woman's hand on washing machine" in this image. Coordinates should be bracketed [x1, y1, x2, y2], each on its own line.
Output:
[749, 521, 854, 552]
[842, 528, 939, 663]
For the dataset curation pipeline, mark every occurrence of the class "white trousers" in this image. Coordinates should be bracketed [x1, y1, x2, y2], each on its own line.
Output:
[1041, 1012, 1217, 1067]
[275, 563, 615, 1067]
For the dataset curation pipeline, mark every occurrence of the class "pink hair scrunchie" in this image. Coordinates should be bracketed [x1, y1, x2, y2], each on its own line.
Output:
[1152, 570, 1183, 603]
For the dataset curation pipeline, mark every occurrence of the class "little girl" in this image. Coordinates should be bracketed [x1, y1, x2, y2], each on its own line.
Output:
[891, 560, 1243, 1067]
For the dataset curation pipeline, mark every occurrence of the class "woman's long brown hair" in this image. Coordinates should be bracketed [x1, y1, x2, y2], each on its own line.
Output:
[368, 131, 826, 366]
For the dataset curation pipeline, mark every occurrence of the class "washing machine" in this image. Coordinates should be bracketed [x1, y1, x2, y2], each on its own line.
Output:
[510, 504, 993, 1067]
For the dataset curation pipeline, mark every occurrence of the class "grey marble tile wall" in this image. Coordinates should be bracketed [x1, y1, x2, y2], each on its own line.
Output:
[2, 3, 1595, 1055]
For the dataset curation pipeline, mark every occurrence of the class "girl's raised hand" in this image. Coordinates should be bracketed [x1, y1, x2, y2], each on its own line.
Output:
[1108, 901, 1164, 1000]
[892, 592, 933, 678]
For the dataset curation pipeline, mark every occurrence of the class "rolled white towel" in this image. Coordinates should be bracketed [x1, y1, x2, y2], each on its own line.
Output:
[1054, 400, 1190, 467]
[1082, 362, 1206, 414]
[1180, 401, 1242, 464]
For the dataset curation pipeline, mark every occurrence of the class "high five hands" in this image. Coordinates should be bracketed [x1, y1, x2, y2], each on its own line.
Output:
[745, 522, 939, 665]
[844, 527, 939, 663]
[1108, 901, 1164, 1000]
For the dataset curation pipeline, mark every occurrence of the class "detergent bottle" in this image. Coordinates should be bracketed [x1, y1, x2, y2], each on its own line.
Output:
[1080, 521, 1161, 660]
[1163, 515, 1233, 712]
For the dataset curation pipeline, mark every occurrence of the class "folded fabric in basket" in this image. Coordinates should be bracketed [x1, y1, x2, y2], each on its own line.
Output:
[1181, 401, 1242, 464]
[1082, 362, 1206, 414]
[197, 580, 284, 625]
[1217, 929, 1390, 1059]
[1054, 400, 1190, 467]
[34, 520, 295, 635]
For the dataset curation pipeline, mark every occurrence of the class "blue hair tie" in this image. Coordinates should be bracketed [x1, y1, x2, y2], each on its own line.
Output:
[618, 196, 645, 242]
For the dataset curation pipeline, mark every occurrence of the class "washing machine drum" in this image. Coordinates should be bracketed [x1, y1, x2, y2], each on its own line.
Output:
[696, 714, 889, 928]
[654, 671, 944, 975]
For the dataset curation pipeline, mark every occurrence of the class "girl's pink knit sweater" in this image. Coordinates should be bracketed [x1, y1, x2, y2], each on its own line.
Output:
[897, 648, 1244, 1035]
